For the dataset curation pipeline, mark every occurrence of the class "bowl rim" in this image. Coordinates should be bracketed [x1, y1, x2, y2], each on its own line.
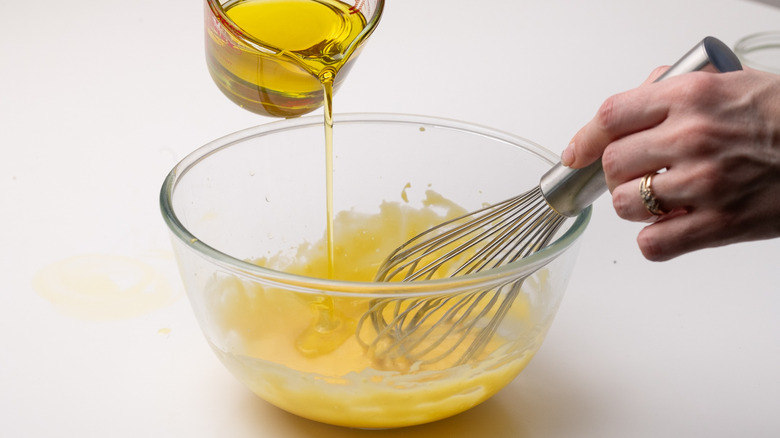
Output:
[159, 113, 592, 297]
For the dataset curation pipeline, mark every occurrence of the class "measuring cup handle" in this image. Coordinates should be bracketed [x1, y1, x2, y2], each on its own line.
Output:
[539, 36, 743, 217]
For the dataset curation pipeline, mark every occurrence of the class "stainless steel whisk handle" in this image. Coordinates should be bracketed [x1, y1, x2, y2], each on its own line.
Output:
[539, 36, 743, 217]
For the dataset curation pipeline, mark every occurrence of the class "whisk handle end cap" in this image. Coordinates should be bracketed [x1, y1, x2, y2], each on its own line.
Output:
[657, 36, 743, 81]
[702, 36, 743, 73]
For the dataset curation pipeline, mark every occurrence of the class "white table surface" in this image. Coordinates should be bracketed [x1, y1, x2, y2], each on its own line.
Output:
[2, 0, 779, 436]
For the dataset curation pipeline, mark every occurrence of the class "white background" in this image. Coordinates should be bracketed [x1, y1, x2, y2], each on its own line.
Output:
[1, 0, 779, 436]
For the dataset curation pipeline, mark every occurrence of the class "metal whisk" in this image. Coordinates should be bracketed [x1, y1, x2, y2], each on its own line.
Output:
[357, 37, 742, 367]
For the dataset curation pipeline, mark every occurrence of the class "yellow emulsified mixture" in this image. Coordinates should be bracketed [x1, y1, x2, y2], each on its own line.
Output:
[203, 191, 551, 428]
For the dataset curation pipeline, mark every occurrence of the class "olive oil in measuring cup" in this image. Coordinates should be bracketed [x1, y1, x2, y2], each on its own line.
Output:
[204, 0, 383, 278]
[206, 0, 371, 118]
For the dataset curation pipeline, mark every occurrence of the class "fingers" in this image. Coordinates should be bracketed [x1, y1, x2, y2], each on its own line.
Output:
[612, 166, 758, 261]
[600, 125, 671, 191]
[636, 210, 726, 261]
[562, 79, 670, 169]
[611, 170, 685, 222]
[612, 175, 657, 222]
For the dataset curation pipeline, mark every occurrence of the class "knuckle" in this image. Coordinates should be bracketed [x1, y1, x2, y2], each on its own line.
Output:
[601, 145, 620, 176]
[681, 116, 716, 148]
[611, 189, 633, 219]
[637, 228, 667, 261]
[595, 95, 620, 132]
[680, 73, 713, 96]
[675, 73, 722, 109]
[681, 163, 720, 201]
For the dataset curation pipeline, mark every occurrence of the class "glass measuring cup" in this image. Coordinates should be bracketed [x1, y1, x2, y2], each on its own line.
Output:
[205, 0, 384, 118]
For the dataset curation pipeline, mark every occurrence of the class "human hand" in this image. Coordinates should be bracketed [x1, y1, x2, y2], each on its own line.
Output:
[562, 67, 780, 261]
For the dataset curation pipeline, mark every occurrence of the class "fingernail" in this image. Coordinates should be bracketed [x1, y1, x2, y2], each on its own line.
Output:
[561, 143, 575, 167]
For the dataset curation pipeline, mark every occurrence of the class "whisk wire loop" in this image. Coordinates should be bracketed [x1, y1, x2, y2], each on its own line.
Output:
[375, 189, 551, 282]
[358, 188, 565, 367]
[373, 197, 520, 281]
[359, 284, 513, 366]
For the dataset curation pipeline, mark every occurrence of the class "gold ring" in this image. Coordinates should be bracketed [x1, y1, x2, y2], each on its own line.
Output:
[639, 172, 667, 216]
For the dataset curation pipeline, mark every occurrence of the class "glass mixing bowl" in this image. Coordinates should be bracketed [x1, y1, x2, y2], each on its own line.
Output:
[160, 113, 591, 428]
